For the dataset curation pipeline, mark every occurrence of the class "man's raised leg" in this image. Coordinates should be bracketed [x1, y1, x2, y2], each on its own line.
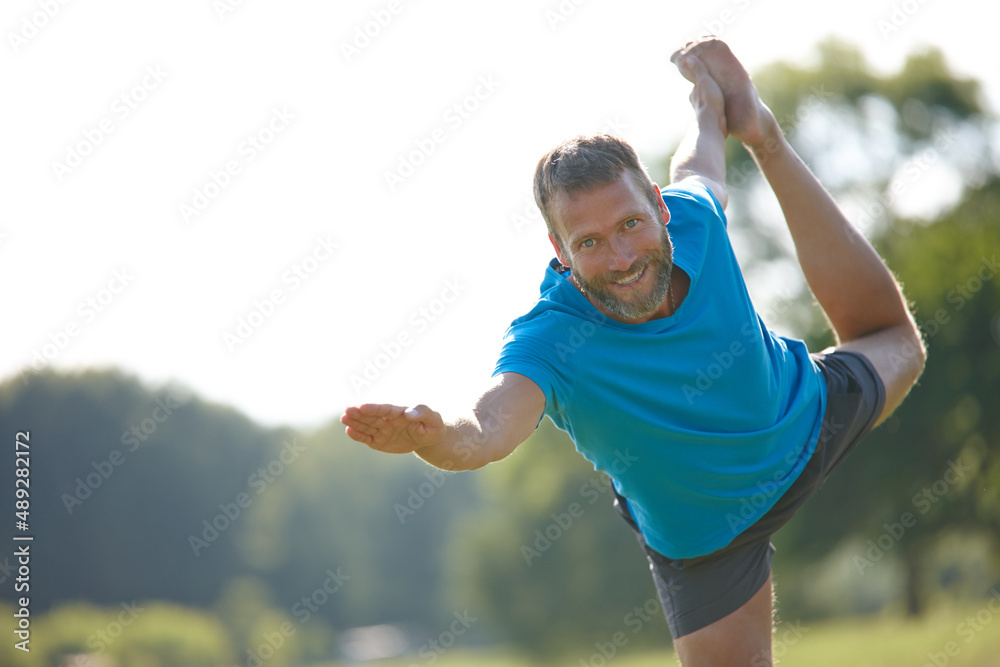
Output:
[678, 38, 926, 424]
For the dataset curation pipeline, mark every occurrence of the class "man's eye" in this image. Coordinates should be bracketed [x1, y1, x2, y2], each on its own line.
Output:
[625, 219, 638, 229]
[582, 239, 595, 248]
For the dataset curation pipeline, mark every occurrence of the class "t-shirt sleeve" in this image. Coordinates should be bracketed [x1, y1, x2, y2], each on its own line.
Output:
[492, 319, 575, 426]
[662, 179, 728, 229]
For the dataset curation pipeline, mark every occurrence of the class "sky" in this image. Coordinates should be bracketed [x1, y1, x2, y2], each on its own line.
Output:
[3, 0, 999, 430]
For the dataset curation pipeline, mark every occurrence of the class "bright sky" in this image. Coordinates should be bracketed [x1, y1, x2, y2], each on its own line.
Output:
[3, 0, 998, 429]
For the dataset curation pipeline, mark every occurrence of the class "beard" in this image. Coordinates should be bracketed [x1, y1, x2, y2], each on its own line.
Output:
[572, 228, 674, 321]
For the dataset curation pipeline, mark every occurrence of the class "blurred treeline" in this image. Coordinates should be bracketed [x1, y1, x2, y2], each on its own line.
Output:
[1, 40, 999, 666]
[0, 369, 661, 666]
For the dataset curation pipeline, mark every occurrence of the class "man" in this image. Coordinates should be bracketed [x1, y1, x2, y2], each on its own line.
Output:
[342, 38, 925, 666]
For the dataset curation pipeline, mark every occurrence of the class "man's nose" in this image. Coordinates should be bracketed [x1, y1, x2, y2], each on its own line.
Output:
[607, 237, 637, 273]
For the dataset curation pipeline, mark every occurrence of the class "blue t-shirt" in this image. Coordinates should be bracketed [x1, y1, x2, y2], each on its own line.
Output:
[493, 182, 827, 559]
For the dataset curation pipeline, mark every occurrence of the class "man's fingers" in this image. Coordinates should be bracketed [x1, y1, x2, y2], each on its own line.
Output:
[356, 403, 407, 418]
[342, 415, 381, 437]
[344, 425, 374, 445]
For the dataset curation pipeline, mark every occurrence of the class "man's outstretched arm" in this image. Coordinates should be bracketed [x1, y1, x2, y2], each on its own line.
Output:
[677, 38, 926, 424]
[341, 372, 545, 471]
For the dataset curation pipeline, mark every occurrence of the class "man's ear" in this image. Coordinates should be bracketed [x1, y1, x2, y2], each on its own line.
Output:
[548, 233, 570, 267]
[653, 183, 671, 226]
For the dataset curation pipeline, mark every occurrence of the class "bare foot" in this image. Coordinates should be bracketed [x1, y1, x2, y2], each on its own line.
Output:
[671, 37, 776, 147]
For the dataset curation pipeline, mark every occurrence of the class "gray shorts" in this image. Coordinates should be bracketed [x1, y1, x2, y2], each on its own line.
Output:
[613, 349, 886, 639]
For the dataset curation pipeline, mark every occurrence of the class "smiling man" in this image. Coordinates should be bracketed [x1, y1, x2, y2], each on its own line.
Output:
[342, 37, 925, 666]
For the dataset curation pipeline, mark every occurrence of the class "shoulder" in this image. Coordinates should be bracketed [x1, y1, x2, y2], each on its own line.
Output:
[662, 178, 728, 227]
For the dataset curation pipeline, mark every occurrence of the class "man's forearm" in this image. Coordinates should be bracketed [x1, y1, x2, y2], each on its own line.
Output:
[414, 416, 498, 471]
[414, 373, 542, 472]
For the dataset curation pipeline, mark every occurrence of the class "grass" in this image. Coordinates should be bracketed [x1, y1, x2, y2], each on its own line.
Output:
[317, 601, 1000, 667]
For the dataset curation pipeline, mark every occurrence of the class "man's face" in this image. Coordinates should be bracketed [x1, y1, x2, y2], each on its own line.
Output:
[549, 171, 674, 323]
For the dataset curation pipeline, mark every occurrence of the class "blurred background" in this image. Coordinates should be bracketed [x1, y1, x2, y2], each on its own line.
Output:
[1, 0, 999, 665]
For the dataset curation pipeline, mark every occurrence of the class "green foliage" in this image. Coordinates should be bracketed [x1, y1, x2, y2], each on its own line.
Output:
[0, 600, 233, 667]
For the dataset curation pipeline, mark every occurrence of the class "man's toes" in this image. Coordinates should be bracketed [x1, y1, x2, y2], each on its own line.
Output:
[674, 38, 758, 136]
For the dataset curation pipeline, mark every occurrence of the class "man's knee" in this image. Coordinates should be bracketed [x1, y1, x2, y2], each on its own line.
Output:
[839, 323, 925, 424]
[673, 577, 774, 666]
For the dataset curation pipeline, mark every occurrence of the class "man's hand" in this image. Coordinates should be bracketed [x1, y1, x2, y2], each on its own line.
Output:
[341, 373, 545, 471]
[341, 403, 444, 455]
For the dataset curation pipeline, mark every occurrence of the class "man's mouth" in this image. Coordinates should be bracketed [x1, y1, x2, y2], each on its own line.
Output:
[609, 264, 647, 289]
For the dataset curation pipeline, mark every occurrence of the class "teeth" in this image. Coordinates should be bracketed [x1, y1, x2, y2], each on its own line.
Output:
[616, 269, 642, 285]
